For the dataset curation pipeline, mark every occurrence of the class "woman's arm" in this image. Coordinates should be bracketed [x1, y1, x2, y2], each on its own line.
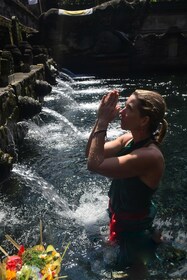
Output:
[104, 133, 132, 158]
[86, 125, 131, 159]
[86, 89, 121, 158]
[87, 90, 121, 168]
[88, 145, 164, 187]
[85, 119, 99, 158]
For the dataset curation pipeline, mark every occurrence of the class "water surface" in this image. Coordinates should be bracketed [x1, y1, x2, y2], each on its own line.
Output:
[0, 73, 186, 279]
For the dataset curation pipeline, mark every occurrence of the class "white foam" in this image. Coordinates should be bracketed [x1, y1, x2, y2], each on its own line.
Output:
[73, 190, 109, 237]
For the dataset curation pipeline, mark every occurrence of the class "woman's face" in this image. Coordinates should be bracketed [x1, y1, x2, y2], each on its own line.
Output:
[120, 94, 144, 131]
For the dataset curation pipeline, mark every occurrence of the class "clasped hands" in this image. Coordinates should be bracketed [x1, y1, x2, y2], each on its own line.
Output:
[97, 90, 120, 125]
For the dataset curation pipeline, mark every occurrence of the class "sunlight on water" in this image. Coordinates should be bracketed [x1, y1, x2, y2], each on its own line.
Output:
[52, 88, 77, 101]
[44, 95, 58, 101]
[0, 211, 6, 222]
[77, 101, 99, 110]
[56, 78, 74, 92]
[26, 121, 69, 149]
[72, 88, 108, 95]
[26, 121, 46, 141]
[81, 125, 124, 141]
[45, 89, 77, 105]
[0, 213, 21, 231]
[0, 208, 20, 230]
[12, 164, 72, 217]
[0, 199, 23, 231]
[73, 190, 109, 232]
[0, 73, 186, 279]
[42, 107, 80, 134]
[73, 79, 103, 86]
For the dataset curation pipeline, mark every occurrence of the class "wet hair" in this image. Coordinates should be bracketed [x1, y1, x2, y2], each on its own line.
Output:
[133, 89, 168, 144]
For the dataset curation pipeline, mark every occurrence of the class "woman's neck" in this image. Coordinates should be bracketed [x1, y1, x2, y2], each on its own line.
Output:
[131, 131, 152, 144]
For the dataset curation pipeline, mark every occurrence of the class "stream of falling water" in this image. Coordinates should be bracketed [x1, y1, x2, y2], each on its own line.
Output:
[0, 73, 186, 279]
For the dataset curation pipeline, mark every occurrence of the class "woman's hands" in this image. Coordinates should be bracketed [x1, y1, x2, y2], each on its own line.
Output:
[97, 90, 120, 127]
[86, 90, 120, 169]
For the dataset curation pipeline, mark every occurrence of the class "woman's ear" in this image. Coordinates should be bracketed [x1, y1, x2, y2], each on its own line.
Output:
[141, 115, 150, 128]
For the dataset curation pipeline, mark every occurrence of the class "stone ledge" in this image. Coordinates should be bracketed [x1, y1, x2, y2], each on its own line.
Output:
[0, 64, 44, 94]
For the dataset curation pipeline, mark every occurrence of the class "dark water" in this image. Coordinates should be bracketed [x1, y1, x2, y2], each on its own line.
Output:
[0, 73, 186, 279]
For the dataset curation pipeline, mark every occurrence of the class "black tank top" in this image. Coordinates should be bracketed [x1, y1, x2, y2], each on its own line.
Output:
[108, 138, 156, 213]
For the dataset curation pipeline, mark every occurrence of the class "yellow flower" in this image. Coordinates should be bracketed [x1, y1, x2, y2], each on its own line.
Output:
[6, 269, 16, 280]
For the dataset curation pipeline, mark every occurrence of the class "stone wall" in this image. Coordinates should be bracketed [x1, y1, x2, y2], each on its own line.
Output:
[0, 11, 58, 182]
[133, 1, 187, 72]
[0, 61, 56, 182]
[0, 15, 39, 86]
[0, 0, 38, 30]
[140, 2, 187, 34]
[38, 0, 187, 75]
[0, 65, 43, 181]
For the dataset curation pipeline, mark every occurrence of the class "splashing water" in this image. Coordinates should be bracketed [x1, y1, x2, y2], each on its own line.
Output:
[0, 72, 186, 279]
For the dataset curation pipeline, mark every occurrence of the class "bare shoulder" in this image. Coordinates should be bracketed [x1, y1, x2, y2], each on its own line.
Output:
[137, 143, 165, 188]
[137, 143, 164, 159]
[148, 143, 164, 161]
[120, 132, 133, 146]
[135, 143, 165, 168]
[104, 132, 132, 158]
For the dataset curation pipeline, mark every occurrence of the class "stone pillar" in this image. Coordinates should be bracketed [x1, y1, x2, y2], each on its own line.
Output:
[11, 16, 23, 47]
[0, 51, 14, 87]
[4, 44, 23, 73]
[19, 41, 33, 73]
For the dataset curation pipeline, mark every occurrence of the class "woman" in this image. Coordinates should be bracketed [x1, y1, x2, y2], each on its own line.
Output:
[86, 89, 168, 272]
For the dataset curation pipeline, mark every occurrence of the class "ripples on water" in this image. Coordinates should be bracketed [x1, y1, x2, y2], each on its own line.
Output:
[0, 73, 186, 279]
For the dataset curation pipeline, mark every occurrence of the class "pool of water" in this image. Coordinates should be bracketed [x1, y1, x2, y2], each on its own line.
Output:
[0, 73, 186, 279]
